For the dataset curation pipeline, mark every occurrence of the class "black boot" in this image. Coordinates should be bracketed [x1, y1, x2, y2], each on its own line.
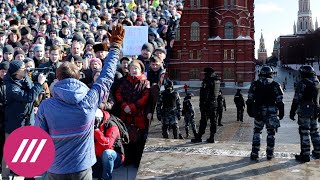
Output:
[172, 124, 179, 139]
[266, 150, 274, 160]
[192, 129, 198, 139]
[295, 154, 310, 163]
[250, 152, 259, 161]
[206, 134, 215, 143]
[312, 150, 320, 159]
[162, 124, 169, 139]
[185, 128, 189, 139]
[191, 134, 202, 143]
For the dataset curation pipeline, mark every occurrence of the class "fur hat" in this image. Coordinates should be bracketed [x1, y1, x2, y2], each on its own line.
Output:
[93, 43, 109, 52]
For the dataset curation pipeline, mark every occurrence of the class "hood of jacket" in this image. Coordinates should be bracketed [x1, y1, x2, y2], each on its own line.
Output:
[53, 78, 90, 105]
[127, 73, 147, 84]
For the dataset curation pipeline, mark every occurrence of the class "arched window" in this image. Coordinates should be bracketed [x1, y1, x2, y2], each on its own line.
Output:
[197, 0, 201, 8]
[190, 22, 200, 41]
[190, 0, 194, 8]
[224, 22, 234, 39]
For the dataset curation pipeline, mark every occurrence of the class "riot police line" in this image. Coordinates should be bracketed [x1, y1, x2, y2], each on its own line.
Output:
[186, 65, 320, 163]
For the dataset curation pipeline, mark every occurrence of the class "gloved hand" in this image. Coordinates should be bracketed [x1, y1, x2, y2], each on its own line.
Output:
[110, 24, 125, 46]
[157, 116, 162, 121]
[224, 108, 227, 111]
[290, 111, 296, 121]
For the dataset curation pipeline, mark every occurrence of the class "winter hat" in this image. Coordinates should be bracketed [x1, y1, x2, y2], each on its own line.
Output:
[12, 42, 23, 49]
[8, 60, 24, 75]
[90, 58, 102, 67]
[3, 45, 14, 54]
[72, 34, 86, 45]
[141, 43, 154, 52]
[154, 47, 166, 55]
[9, 19, 19, 26]
[61, 21, 69, 28]
[129, 59, 145, 72]
[72, 55, 84, 62]
[85, 39, 95, 47]
[34, 44, 44, 52]
[0, 61, 9, 70]
[93, 43, 109, 52]
[20, 26, 31, 36]
[14, 50, 25, 58]
[120, 57, 132, 64]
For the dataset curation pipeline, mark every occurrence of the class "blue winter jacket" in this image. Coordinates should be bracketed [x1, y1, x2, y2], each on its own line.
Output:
[4, 74, 43, 134]
[35, 48, 120, 174]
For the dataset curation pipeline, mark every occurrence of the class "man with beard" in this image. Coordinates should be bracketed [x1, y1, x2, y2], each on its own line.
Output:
[138, 43, 154, 73]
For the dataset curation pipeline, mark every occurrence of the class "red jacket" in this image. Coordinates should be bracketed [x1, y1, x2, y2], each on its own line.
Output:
[115, 74, 150, 129]
[94, 110, 124, 162]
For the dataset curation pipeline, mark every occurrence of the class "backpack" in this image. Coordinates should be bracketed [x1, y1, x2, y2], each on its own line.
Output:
[104, 114, 130, 145]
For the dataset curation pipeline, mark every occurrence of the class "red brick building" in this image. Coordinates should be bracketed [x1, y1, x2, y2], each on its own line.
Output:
[169, 0, 255, 86]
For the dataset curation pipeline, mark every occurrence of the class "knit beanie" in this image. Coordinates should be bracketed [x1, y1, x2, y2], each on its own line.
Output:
[3, 45, 14, 54]
[34, 44, 44, 52]
[0, 61, 9, 70]
[90, 58, 102, 67]
[8, 60, 24, 75]
[141, 43, 154, 52]
[14, 50, 25, 58]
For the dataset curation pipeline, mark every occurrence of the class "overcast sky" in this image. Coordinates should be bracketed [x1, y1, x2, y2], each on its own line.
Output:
[254, 0, 320, 58]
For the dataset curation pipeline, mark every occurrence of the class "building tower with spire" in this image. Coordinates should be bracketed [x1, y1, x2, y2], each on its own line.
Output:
[296, 0, 313, 34]
[258, 31, 268, 63]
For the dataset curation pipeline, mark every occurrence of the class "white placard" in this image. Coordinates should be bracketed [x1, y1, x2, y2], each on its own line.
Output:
[123, 26, 148, 56]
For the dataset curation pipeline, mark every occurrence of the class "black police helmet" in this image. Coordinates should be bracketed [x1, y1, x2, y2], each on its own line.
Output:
[185, 93, 194, 99]
[299, 65, 316, 77]
[204, 67, 214, 74]
[259, 66, 274, 78]
[165, 80, 174, 88]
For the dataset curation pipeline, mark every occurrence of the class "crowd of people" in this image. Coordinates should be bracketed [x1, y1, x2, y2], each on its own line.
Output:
[0, 0, 184, 179]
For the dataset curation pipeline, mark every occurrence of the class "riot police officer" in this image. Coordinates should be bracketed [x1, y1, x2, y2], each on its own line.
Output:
[290, 65, 320, 162]
[191, 67, 220, 143]
[157, 80, 182, 139]
[182, 93, 197, 138]
[246, 66, 284, 160]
